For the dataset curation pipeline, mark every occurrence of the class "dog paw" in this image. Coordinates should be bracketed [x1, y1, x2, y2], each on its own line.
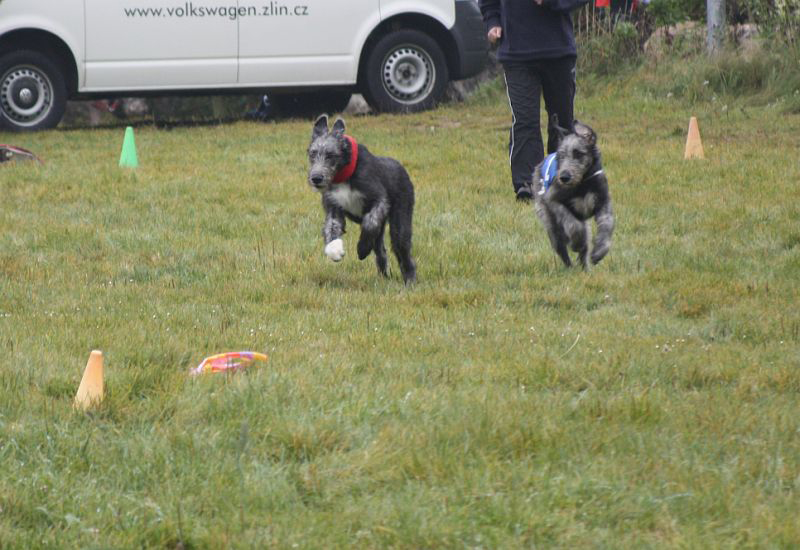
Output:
[357, 240, 373, 260]
[590, 244, 609, 265]
[324, 239, 345, 262]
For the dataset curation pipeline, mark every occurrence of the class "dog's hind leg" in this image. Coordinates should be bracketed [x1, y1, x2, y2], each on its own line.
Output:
[389, 208, 417, 285]
[357, 198, 390, 261]
[374, 224, 389, 277]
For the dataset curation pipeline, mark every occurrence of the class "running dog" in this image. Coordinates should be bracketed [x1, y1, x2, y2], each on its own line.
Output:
[307, 114, 417, 284]
[532, 118, 614, 269]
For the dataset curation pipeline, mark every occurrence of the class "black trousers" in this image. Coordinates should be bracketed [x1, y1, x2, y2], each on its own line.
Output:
[503, 56, 576, 192]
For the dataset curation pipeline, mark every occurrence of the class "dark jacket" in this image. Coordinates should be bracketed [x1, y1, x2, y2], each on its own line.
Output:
[479, 0, 589, 62]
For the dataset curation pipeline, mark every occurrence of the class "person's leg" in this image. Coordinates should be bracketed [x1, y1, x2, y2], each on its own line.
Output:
[503, 62, 544, 200]
[540, 56, 577, 154]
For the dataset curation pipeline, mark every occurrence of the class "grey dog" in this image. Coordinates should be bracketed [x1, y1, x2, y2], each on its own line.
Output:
[532, 118, 614, 269]
[307, 114, 417, 284]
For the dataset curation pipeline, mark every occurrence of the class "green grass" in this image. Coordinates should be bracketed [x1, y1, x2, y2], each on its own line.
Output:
[1, 74, 799, 548]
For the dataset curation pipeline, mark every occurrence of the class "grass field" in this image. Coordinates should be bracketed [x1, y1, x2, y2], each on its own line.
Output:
[1, 75, 799, 548]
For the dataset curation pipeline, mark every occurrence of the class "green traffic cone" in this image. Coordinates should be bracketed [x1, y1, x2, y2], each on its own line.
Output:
[119, 126, 139, 168]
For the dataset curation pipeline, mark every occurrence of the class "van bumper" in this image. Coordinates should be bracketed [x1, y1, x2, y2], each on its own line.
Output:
[450, 0, 488, 80]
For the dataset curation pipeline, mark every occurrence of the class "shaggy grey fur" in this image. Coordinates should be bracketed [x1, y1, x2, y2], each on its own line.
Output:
[532, 118, 614, 269]
[307, 114, 417, 284]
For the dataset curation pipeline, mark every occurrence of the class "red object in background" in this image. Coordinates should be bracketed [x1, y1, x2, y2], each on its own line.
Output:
[595, 0, 639, 9]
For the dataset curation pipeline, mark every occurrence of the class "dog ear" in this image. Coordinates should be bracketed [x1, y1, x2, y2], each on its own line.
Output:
[573, 121, 597, 146]
[312, 114, 329, 139]
[332, 117, 346, 136]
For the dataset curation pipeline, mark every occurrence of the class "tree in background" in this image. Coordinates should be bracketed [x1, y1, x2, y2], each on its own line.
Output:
[707, 0, 726, 52]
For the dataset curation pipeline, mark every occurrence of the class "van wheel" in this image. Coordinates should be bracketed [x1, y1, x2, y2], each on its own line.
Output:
[362, 30, 448, 113]
[0, 50, 67, 131]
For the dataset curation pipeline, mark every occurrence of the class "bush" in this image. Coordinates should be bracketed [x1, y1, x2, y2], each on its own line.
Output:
[735, 0, 800, 43]
[578, 21, 642, 76]
[574, 0, 799, 111]
[646, 0, 706, 27]
[575, 4, 649, 76]
[638, 40, 800, 112]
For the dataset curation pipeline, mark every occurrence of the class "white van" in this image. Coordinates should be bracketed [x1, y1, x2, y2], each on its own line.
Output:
[0, 0, 487, 130]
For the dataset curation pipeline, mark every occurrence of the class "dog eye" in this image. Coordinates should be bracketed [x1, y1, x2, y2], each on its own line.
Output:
[573, 151, 584, 160]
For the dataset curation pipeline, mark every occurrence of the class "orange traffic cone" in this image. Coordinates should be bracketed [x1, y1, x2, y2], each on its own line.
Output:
[74, 350, 104, 410]
[684, 116, 705, 159]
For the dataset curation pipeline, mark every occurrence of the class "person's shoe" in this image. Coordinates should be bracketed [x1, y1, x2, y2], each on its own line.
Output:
[515, 186, 533, 202]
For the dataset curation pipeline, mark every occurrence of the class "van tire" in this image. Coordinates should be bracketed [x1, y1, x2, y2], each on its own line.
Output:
[0, 50, 67, 131]
[362, 29, 448, 113]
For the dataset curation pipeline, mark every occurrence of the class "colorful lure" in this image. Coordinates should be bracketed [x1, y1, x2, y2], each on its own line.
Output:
[0, 145, 42, 164]
[192, 351, 268, 375]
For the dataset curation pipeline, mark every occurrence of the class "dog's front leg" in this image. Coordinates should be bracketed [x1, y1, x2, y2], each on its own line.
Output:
[322, 206, 346, 262]
[574, 222, 591, 270]
[536, 202, 571, 267]
[357, 198, 389, 261]
[547, 201, 586, 268]
[591, 200, 614, 265]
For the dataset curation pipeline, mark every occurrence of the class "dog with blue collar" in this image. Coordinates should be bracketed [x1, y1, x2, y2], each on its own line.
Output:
[532, 118, 614, 269]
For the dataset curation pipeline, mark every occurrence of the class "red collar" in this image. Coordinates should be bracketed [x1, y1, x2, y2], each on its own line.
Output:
[333, 135, 358, 183]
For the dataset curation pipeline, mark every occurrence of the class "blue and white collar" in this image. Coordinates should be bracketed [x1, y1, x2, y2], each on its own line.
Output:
[538, 153, 558, 195]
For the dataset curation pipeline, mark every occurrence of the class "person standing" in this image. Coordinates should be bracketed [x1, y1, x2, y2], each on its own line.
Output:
[480, 0, 589, 201]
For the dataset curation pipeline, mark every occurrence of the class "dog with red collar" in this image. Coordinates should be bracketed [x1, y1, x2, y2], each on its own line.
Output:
[307, 115, 417, 285]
